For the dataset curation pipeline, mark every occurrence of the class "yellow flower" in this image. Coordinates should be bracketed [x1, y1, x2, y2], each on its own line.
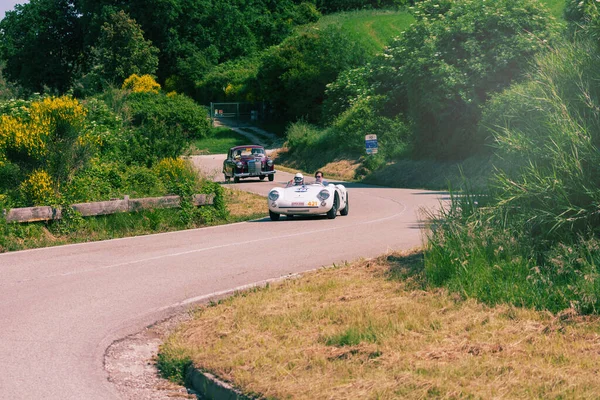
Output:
[122, 74, 161, 93]
[19, 169, 57, 206]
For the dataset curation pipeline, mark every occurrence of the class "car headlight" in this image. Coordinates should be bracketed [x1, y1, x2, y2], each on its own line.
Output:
[268, 190, 280, 201]
[317, 189, 330, 201]
[236, 161, 243, 168]
[267, 159, 274, 166]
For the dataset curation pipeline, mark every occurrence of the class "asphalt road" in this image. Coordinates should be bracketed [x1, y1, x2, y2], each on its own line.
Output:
[0, 155, 443, 400]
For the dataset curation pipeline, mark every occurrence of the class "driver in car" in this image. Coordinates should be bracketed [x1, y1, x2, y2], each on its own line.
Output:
[287, 172, 304, 187]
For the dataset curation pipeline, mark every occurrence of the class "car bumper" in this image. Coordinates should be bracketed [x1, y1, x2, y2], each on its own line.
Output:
[233, 170, 276, 178]
[268, 199, 333, 215]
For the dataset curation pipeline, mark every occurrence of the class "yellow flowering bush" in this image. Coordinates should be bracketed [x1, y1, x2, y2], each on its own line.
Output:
[153, 157, 197, 193]
[122, 74, 161, 93]
[0, 96, 88, 158]
[19, 170, 57, 206]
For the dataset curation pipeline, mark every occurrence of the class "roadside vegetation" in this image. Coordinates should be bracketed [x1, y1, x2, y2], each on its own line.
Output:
[158, 252, 600, 399]
[188, 127, 250, 155]
[5, 0, 600, 397]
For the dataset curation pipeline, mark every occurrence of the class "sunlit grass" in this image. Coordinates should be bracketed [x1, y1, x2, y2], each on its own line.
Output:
[189, 127, 250, 155]
[159, 252, 600, 399]
[307, 10, 415, 55]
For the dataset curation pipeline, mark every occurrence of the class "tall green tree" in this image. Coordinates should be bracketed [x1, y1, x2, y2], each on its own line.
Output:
[88, 10, 159, 87]
[257, 25, 369, 123]
[374, 0, 561, 160]
[0, 0, 83, 93]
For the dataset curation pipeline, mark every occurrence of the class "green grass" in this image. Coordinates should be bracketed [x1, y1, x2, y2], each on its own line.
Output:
[190, 127, 250, 155]
[541, 0, 566, 20]
[0, 188, 268, 253]
[306, 9, 415, 55]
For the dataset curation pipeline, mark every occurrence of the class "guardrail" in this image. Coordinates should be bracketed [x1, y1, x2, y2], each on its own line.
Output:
[2, 194, 215, 223]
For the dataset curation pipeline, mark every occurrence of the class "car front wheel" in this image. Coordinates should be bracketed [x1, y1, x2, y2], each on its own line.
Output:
[340, 193, 349, 216]
[234, 176, 240, 183]
[269, 210, 280, 221]
[268, 174, 274, 182]
[327, 195, 338, 219]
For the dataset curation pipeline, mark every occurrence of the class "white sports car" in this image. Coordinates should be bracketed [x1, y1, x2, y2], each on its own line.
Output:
[267, 182, 349, 221]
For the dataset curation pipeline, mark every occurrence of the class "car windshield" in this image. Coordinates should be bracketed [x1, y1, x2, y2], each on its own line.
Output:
[232, 147, 264, 157]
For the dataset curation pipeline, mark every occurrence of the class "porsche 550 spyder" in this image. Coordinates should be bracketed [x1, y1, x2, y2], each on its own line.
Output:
[267, 181, 349, 221]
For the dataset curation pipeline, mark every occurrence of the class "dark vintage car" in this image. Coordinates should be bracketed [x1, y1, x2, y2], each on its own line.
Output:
[223, 145, 275, 183]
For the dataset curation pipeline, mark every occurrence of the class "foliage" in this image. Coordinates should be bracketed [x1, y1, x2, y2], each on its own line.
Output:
[565, 0, 600, 41]
[0, 0, 83, 94]
[329, 95, 410, 158]
[123, 91, 210, 166]
[76, 0, 318, 98]
[373, 0, 561, 160]
[122, 74, 161, 94]
[322, 66, 373, 122]
[195, 56, 261, 102]
[153, 157, 198, 195]
[18, 169, 57, 206]
[425, 38, 600, 314]
[73, 10, 159, 95]
[315, 0, 413, 13]
[257, 25, 370, 123]
[0, 95, 95, 204]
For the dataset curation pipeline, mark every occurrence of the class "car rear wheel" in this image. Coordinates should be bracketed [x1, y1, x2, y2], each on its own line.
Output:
[259, 176, 265, 181]
[268, 174, 274, 182]
[234, 176, 240, 183]
[327, 194, 338, 219]
[269, 210, 280, 221]
[340, 193, 349, 216]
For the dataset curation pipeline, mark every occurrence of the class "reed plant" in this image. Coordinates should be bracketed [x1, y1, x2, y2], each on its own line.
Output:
[424, 39, 600, 314]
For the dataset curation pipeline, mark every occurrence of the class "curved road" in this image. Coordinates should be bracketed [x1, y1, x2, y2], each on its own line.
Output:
[0, 155, 443, 400]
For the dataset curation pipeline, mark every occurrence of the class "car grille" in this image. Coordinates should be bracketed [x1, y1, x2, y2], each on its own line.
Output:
[248, 159, 261, 174]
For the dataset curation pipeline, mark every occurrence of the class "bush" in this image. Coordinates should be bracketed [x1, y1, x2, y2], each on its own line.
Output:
[0, 95, 95, 194]
[257, 24, 370, 123]
[153, 157, 198, 195]
[124, 91, 210, 165]
[425, 39, 600, 314]
[122, 74, 161, 94]
[122, 165, 165, 197]
[64, 161, 124, 203]
[330, 95, 410, 158]
[322, 66, 373, 123]
[374, 0, 561, 160]
[19, 169, 57, 206]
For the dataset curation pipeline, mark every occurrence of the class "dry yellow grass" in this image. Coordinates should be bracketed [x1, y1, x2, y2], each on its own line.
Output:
[223, 187, 267, 220]
[161, 252, 600, 399]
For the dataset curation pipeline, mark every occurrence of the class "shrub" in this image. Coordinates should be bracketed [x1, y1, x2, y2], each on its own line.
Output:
[330, 95, 410, 158]
[153, 157, 198, 195]
[257, 24, 370, 123]
[122, 74, 161, 94]
[123, 91, 210, 165]
[375, 0, 561, 160]
[0, 95, 94, 190]
[19, 169, 57, 206]
[425, 39, 600, 314]
[122, 165, 165, 197]
[64, 161, 124, 203]
[322, 66, 373, 123]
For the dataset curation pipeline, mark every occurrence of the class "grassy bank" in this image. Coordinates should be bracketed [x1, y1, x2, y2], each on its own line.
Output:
[159, 251, 600, 399]
[0, 187, 266, 253]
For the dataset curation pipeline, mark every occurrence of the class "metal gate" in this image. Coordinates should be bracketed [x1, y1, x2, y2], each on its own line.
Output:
[210, 102, 265, 127]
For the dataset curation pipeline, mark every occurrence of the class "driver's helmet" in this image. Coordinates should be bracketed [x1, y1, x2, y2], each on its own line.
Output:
[293, 172, 304, 186]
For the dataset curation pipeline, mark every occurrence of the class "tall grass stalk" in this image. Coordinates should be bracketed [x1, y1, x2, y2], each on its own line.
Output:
[425, 39, 600, 314]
